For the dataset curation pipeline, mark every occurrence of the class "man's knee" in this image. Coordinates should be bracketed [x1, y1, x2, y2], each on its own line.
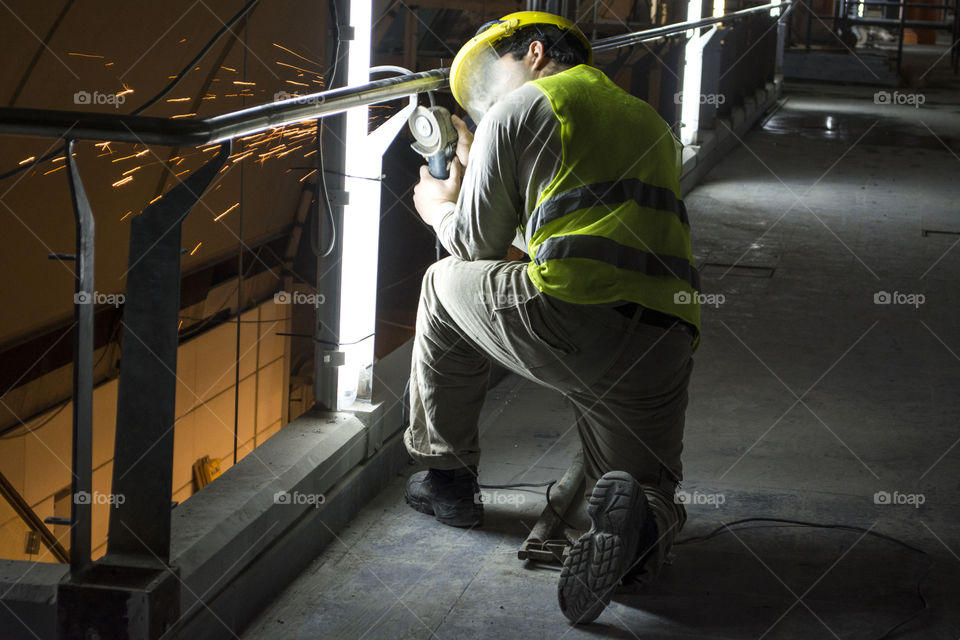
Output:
[420, 256, 460, 303]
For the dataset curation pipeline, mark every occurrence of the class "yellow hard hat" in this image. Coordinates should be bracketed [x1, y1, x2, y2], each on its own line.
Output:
[449, 11, 593, 122]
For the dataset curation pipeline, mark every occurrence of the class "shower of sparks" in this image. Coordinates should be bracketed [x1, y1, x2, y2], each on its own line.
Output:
[214, 202, 240, 221]
[18, 41, 360, 236]
[189, 242, 202, 255]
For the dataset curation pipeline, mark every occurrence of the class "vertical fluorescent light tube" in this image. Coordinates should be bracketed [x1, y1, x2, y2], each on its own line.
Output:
[680, 0, 704, 146]
[713, 0, 724, 18]
[338, 0, 379, 409]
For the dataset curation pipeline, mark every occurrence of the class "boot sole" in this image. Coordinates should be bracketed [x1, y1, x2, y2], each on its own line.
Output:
[558, 471, 646, 624]
[404, 489, 483, 528]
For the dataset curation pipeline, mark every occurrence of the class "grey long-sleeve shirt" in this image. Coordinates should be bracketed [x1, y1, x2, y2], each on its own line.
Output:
[435, 83, 563, 260]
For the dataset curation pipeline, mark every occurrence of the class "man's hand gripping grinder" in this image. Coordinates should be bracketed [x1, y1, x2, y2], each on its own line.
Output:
[408, 105, 459, 259]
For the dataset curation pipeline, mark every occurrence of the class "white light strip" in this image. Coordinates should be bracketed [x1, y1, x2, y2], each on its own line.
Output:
[337, 0, 379, 409]
[680, 0, 704, 146]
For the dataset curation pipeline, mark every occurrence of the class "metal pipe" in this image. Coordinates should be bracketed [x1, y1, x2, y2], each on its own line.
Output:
[591, 2, 791, 52]
[0, 3, 789, 147]
[0, 69, 448, 147]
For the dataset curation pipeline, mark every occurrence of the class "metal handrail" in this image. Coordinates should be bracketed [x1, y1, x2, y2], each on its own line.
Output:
[0, 2, 789, 147]
[592, 2, 791, 52]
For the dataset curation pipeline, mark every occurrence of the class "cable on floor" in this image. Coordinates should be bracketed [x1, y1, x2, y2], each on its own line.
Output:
[675, 516, 931, 640]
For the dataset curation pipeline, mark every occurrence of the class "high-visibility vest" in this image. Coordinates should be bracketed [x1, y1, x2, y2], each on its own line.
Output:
[526, 64, 701, 345]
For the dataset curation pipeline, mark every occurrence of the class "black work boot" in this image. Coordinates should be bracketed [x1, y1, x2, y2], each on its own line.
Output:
[404, 466, 483, 527]
[558, 471, 654, 624]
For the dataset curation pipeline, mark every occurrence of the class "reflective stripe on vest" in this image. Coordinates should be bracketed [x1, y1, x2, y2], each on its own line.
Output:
[526, 178, 689, 247]
[534, 235, 701, 292]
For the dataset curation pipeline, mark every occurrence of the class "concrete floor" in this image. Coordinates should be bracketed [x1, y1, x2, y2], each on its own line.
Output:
[242, 73, 960, 639]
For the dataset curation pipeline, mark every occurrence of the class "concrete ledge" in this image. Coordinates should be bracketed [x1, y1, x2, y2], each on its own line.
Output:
[171, 409, 370, 623]
[0, 561, 67, 639]
[174, 423, 412, 639]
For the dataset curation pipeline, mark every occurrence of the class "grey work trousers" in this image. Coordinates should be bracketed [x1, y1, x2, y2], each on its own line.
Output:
[403, 257, 692, 576]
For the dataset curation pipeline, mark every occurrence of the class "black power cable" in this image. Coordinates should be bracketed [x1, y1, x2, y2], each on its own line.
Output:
[506, 493, 931, 638]
[673, 517, 931, 640]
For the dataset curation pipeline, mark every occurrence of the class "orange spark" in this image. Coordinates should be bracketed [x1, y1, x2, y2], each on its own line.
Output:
[276, 61, 318, 75]
[271, 43, 319, 66]
[214, 203, 240, 221]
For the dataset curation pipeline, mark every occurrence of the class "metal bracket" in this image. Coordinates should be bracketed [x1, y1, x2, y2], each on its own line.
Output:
[105, 141, 231, 564]
[65, 138, 95, 572]
[320, 351, 346, 367]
